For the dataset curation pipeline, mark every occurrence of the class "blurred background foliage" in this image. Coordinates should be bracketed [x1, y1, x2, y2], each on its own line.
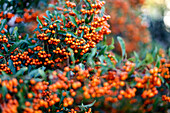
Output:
[142, 0, 170, 49]
[104, 0, 170, 55]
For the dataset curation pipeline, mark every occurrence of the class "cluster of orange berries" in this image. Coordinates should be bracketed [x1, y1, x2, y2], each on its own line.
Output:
[37, 51, 51, 58]
[63, 97, 74, 107]
[141, 87, 159, 98]
[91, 1, 106, 9]
[65, 1, 76, 8]
[0, 56, 170, 113]
[0, 64, 11, 74]
[1, 0, 112, 74]
[33, 46, 43, 51]
[80, 1, 105, 15]
[0, 35, 8, 43]
[28, 0, 111, 65]
[162, 95, 170, 102]
[0, 9, 33, 24]
[159, 59, 170, 79]
[1, 99, 19, 113]
[0, 78, 18, 93]
[135, 75, 161, 98]
[48, 38, 60, 45]
[80, 66, 134, 101]
[10, 52, 30, 68]
[137, 74, 161, 88]
[37, 33, 49, 41]
[0, 79, 19, 113]
[23, 9, 38, 23]
[118, 88, 137, 100]
[122, 61, 136, 72]
[18, 66, 87, 112]
[0, 12, 14, 20]
[28, 82, 61, 111]
[53, 47, 70, 56]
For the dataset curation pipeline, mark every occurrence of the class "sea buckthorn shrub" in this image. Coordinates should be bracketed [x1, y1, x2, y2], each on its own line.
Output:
[0, 0, 170, 113]
[0, 47, 169, 112]
[0, 0, 113, 74]
[105, 0, 151, 53]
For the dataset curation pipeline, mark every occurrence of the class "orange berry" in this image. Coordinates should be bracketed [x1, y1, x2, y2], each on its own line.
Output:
[27, 93, 33, 98]
[62, 92, 67, 96]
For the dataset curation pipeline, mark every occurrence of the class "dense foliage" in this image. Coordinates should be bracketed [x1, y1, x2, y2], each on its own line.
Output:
[0, 0, 170, 113]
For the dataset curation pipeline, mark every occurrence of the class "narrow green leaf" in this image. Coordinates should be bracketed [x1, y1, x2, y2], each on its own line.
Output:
[99, 45, 107, 55]
[58, 30, 66, 35]
[61, 14, 66, 27]
[81, 100, 96, 108]
[13, 27, 19, 41]
[0, 53, 4, 57]
[156, 55, 160, 68]
[117, 36, 126, 59]
[88, 48, 97, 59]
[98, 55, 105, 64]
[2, 86, 8, 99]
[88, 14, 94, 23]
[165, 82, 170, 89]
[69, 16, 78, 27]
[46, 10, 51, 19]
[36, 16, 43, 26]
[134, 51, 139, 62]
[68, 48, 75, 65]
[1, 71, 9, 77]
[72, 9, 81, 20]
[85, 14, 94, 24]
[17, 91, 25, 105]
[80, 31, 84, 38]
[128, 58, 135, 62]
[34, 78, 43, 82]
[144, 53, 154, 64]
[54, 10, 58, 18]
[84, 0, 91, 8]
[2, 44, 8, 52]
[14, 67, 28, 77]
[153, 46, 158, 58]
[0, 19, 6, 31]
[43, 16, 51, 22]
[9, 40, 29, 53]
[28, 69, 38, 78]
[8, 59, 16, 74]
[103, 35, 107, 45]
[24, 34, 29, 41]
[87, 48, 97, 66]
[67, 31, 77, 38]
[59, 90, 65, 105]
[13, 26, 18, 35]
[38, 68, 46, 78]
